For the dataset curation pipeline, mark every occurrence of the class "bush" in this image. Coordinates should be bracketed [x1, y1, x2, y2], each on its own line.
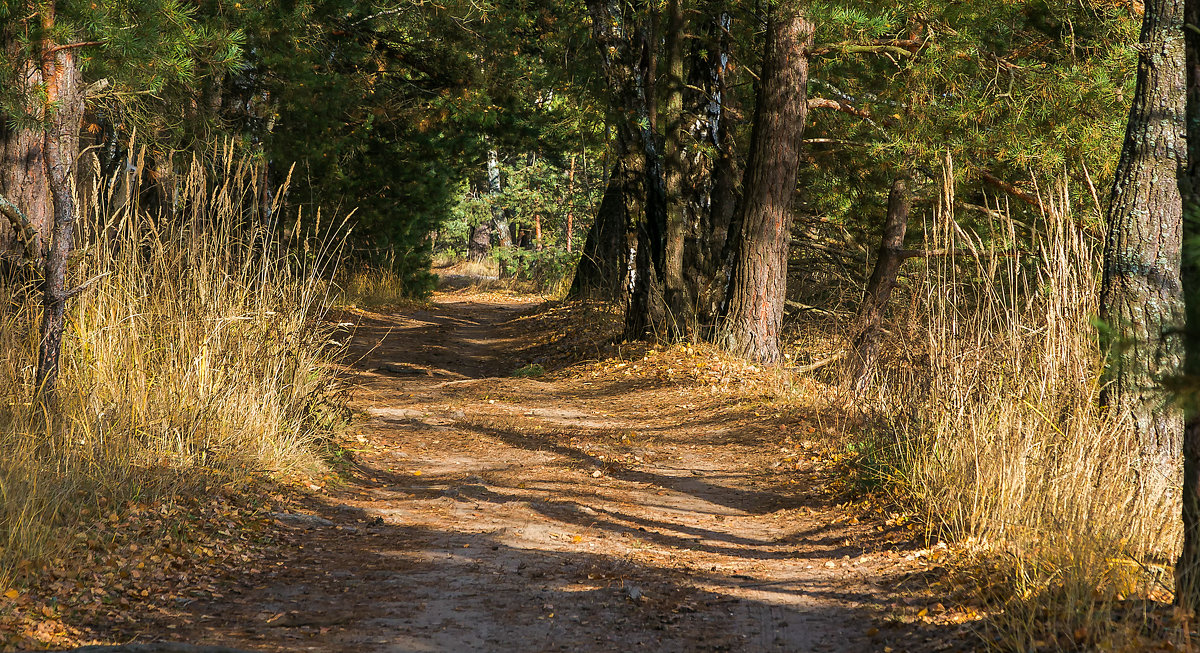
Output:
[493, 247, 580, 294]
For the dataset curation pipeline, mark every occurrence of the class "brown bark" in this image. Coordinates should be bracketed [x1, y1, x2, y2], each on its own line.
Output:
[661, 0, 692, 337]
[851, 172, 912, 386]
[0, 35, 52, 255]
[1182, 416, 1200, 611]
[687, 4, 740, 336]
[980, 170, 1046, 213]
[807, 97, 872, 119]
[1176, 0, 1200, 612]
[566, 155, 576, 253]
[35, 4, 86, 396]
[468, 222, 491, 262]
[1100, 0, 1187, 473]
[568, 165, 628, 301]
[717, 3, 812, 363]
[257, 157, 271, 225]
[0, 194, 39, 262]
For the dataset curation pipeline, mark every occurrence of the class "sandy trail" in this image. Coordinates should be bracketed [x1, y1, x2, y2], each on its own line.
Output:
[123, 292, 952, 653]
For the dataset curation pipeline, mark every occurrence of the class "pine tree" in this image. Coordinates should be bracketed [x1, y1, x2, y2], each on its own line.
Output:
[717, 1, 813, 363]
[0, 0, 242, 396]
[1100, 0, 1187, 478]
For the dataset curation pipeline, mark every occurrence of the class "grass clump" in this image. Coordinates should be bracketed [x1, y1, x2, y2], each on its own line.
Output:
[431, 250, 578, 298]
[0, 147, 344, 580]
[837, 169, 1179, 649]
[512, 363, 546, 378]
[335, 258, 430, 310]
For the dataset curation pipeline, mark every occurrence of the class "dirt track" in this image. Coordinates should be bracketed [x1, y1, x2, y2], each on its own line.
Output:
[104, 291, 968, 652]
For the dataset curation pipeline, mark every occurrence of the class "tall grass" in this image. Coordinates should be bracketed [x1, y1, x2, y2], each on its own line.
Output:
[335, 250, 431, 309]
[0, 143, 343, 574]
[845, 158, 1179, 647]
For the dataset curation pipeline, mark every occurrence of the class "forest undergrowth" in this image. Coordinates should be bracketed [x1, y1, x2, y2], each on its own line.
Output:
[0, 153, 1183, 650]
[0, 147, 345, 632]
[802, 168, 1183, 650]
[427, 252, 579, 298]
[544, 165, 1192, 649]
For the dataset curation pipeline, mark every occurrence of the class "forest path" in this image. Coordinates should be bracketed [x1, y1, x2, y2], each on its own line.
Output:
[149, 289, 952, 653]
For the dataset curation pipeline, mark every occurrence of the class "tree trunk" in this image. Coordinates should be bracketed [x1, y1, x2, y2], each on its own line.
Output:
[485, 148, 514, 275]
[717, 3, 812, 364]
[257, 157, 272, 225]
[491, 216, 514, 249]
[851, 172, 912, 386]
[468, 221, 492, 262]
[578, 0, 662, 334]
[568, 164, 628, 301]
[0, 123, 50, 255]
[1100, 0, 1187, 475]
[687, 4, 740, 336]
[1178, 0, 1200, 612]
[35, 6, 86, 397]
[621, 14, 667, 341]
[619, 130, 661, 341]
[566, 155, 576, 253]
[0, 33, 52, 255]
[661, 0, 692, 337]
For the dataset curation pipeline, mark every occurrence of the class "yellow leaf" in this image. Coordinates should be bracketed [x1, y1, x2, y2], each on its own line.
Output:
[4, 589, 19, 600]
[412, 470, 422, 476]
[917, 608, 928, 618]
[572, 535, 582, 543]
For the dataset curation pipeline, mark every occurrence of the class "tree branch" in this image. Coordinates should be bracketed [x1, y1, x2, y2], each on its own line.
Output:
[0, 193, 39, 262]
[44, 41, 101, 57]
[63, 271, 112, 299]
[979, 171, 1046, 213]
[350, 7, 410, 27]
[897, 247, 1019, 260]
[810, 40, 921, 58]
[793, 349, 849, 373]
[784, 300, 854, 317]
[84, 78, 111, 98]
[802, 138, 869, 146]
[808, 97, 872, 119]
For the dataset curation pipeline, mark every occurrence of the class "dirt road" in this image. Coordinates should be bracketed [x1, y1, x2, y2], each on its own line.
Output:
[115, 292, 960, 652]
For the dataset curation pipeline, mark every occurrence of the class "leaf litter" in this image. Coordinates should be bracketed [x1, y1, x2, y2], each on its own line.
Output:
[0, 290, 1094, 652]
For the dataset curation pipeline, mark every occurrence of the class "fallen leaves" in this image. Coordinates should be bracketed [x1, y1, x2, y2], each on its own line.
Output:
[0, 484, 286, 651]
[574, 342, 776, 392]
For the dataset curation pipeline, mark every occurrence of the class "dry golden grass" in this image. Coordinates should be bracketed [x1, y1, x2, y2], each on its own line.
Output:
[335, 261, 429, 310]
[817, 162, 1181, 649]
[0, 146, 343, 580]
[432, 254, 575, 298]
[434, 255, 499, 279]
